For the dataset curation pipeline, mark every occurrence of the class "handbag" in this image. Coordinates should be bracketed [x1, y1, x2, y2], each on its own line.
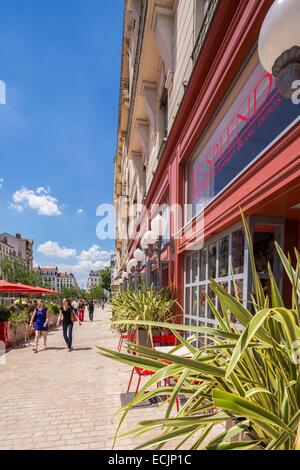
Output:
[71, 310, 77, 323]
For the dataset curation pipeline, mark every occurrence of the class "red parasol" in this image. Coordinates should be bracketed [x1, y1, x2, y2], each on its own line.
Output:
[0, 280, 60, 295]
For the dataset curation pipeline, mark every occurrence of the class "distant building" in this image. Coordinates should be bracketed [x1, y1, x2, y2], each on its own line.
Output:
[0, 239, 25, 279]
[0, 233, 33, 270]
[33, 267, 78, 292]
[86, 270, 101, 291]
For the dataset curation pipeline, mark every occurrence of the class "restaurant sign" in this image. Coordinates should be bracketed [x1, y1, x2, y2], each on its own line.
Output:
[188, 61, 300, 216]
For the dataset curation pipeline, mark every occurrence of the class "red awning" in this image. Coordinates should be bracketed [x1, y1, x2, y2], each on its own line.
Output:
[0, 281, 60, 295]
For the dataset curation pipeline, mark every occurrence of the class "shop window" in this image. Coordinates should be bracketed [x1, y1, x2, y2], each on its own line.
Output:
[186, 52, 300, 221]
[219, 236, 229, 277]
[192, 253, 199, 283]
[232, 230, 245, 274]
[208, 243, 217, 278]
[184, 225, 247, 345]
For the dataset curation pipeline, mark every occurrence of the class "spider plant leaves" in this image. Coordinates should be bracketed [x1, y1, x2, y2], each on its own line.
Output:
[213, 390, 293, 434]
[102, 212, 300, 450]
[226, 308, 273, 379]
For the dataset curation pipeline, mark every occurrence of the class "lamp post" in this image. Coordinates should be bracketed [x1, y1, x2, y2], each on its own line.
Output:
[141, 213, 174, 289]
[133, 248, 144, 289]
[127, 258, 137, 289]
[258, 0, 300, 99]
[122, 271, 129, 290]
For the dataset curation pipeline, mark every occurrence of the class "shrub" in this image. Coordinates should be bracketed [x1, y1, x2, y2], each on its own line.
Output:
[0, 305, 11, 322]
[100, 214, 300, 450]
[111, 287, 179, 333]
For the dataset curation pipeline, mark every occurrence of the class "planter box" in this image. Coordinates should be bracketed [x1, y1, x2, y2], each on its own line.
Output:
[135, 328, 162, 348]
[0, 321, 11, 349]
[8, 322, 27, 345]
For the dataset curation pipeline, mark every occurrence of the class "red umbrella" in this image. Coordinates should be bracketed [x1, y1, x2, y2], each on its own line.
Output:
[0, 280, 60, 295]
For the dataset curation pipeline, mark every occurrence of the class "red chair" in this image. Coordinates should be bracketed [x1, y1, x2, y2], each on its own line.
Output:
[127, 334, 177, 396]
[117, 333, 135, 352]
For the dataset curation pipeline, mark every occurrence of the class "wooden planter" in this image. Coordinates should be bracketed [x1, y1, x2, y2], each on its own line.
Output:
[135, 328, 162, 348]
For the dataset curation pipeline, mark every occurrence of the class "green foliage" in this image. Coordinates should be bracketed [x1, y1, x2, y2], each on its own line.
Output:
[0, 257, 43, 286]
[111, 287, 179, 333]
[88, 284, 105, 302]
[0, 305, 11, 322]
[46, 302, 60, 316]
[60, 286, 82, 299]
[10, 309, 30, 328]
[100, 267, 111, 292]
[99, 215, 300, 450]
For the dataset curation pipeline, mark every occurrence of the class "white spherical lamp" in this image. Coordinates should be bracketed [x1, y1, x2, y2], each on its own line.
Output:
[142, 230, 158, 247]
[133, 248, 144, 263]
[258, 0, 300, 98]
[140, 237, 149, 250]
[128, 258, 138, 269]
[151, 214, 168, 238]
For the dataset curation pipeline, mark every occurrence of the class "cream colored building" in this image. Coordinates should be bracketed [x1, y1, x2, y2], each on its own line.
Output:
[33, 267, 78, 291]
[113, 0, 216, 281]
[86, 270, 101, 291]
[0, 239, 25, 279]
[0, 233, 34, 270]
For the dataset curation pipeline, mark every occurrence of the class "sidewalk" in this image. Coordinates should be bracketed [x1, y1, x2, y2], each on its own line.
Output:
[0, 307, 168, 450]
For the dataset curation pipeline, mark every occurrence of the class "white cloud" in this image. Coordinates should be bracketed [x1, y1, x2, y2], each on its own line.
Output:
[10, 186, 61, 216]
[36, 242, 113, 287]
[0, 178, 4, 189]
[37, 241, 76, 259]
[77, 208, 84, 214]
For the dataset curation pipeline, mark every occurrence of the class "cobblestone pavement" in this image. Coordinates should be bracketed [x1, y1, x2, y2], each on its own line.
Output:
[0, 307, 223, 450]
[0, 308, 169, 450]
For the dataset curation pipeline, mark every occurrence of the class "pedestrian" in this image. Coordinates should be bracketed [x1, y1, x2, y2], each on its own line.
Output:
[72, 299, 79, 315]
[30, 299, 49, 353]
[101, 300, 105, 310]
[78, 299, 85, 322]
[57, 298, 81, 351]
[88, 299, 94, 321]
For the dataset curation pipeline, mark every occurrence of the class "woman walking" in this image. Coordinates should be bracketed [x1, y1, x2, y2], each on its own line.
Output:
[57, 299, 80, 351]
[78, 300, 85, 322]
[30, 300, 49, 353]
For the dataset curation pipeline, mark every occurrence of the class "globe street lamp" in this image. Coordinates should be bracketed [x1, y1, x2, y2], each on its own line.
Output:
[122, 271, 129, 290]
[133, 248, 144, 288]
[258, 0, 300, 99]
[141, 213, 174, 289]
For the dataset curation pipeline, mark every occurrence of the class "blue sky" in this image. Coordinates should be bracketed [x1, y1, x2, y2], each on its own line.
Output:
[0, 0, 123, 287]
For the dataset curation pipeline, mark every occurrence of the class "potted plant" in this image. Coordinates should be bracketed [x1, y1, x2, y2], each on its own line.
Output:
[9, 309, 30, 346]
[47, 302, 60, 326]
[100, 215, 300, 450]
[0, 305, 11, 349]
[111, 287, 178, 347]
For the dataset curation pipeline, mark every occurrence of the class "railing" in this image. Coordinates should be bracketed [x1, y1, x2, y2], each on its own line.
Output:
[157, 138, 167, 162]
[125, 0, 148, 149]
[192, 0, 219, 62]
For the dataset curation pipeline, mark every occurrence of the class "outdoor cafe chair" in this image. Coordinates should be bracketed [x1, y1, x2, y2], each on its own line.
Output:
[127, 334, 177, 397]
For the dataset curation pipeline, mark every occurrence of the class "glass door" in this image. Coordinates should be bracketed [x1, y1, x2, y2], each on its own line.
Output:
[249, 217, 285, 299]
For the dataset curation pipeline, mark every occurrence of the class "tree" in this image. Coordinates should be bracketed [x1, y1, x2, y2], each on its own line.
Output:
[0, 257, 43, 286]
[60, 286, 83, 299]
[88, 284, 105, 302]
[100, 267, 111, 292]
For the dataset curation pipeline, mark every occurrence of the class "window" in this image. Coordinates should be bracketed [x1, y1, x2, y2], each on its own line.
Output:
[186, 52, 300, 220]
[184, 225, 248, 346]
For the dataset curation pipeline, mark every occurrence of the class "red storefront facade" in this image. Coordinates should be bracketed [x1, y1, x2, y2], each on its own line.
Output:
[125, 0, 300, 327]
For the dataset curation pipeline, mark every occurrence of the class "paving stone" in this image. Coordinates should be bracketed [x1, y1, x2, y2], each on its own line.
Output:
[0, 307, 223, 450]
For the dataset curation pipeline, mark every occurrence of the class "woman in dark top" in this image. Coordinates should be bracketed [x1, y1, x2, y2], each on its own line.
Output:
[57, 298, 80, 351]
